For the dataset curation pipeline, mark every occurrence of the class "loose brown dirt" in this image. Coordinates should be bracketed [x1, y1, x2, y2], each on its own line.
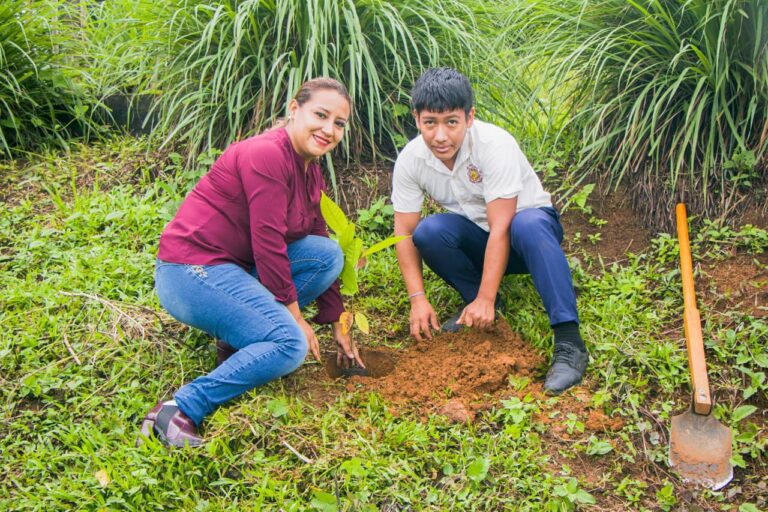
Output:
[343, 320, 543, 418]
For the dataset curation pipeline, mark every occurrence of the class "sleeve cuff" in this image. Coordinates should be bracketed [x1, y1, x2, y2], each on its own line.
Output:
[312, 306, 343, 324]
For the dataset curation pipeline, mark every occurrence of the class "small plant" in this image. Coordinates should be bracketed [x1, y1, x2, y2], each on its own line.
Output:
[356, 198, 395, 238]
[320, 192, 407, 335]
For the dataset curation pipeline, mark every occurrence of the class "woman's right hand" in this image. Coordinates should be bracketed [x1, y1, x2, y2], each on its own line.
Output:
[297, 317, 321, 362]
[286, 301, 320, 362]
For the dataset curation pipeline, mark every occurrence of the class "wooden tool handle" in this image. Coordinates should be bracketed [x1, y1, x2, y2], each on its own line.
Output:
[676, 203, 712, 415]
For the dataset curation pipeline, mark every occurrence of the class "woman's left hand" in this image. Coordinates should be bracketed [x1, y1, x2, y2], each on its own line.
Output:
[332, 322, 365, 369]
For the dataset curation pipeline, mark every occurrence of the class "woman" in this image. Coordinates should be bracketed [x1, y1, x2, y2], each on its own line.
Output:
[140, 78, 364, 447]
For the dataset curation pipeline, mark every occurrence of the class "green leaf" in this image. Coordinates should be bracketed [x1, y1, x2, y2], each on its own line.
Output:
[340, 238, 363, 295]
[466, 458, 490, 483]
[739, 504, 760, 512]
[754, 353, 768, 368]
[338, 222, 356, 251]
[340, 457, 366, 478]
[362, 235, 409, 257]
[730, 453, 747, 468]
[732, 405, 757, 423]
[266, 398, 288, 418]
[354, 312, 370, 335]
[585, 436, 613, 456]
[310, 491, 338, 512]
[320, 192, 349, 236]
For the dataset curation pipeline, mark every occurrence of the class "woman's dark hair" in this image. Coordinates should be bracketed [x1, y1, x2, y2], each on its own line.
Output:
[294, 77, 352, 107]
[272, 78, 352, 129]
[410, 67, 474, 116]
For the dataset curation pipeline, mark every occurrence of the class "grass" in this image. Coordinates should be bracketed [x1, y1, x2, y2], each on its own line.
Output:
[2, 135, 766, 510]
[514, 0, 768, 228]
[141, 0, 484, 166]
[0, 0, 96, 155]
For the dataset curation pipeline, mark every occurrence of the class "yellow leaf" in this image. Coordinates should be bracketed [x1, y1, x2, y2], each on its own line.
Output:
[354, 312, 370, 335]
[95, 469, 110, 488]
[339, 311, 353, 334]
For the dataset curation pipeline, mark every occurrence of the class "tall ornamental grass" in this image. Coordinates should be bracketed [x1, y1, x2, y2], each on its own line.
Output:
[70, 0, 172, 132]
[148, 0, 482, 162]
[0, 0, 94, 156]
[521, 0, 768, 227]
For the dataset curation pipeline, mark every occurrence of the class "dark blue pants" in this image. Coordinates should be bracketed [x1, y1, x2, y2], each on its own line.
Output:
[412, 208, 578, 326]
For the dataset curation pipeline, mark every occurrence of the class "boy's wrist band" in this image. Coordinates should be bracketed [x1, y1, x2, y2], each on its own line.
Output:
[408, 291, 426, 300]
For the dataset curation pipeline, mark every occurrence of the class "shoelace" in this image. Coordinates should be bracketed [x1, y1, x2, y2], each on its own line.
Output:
[552, 343, 584, 364]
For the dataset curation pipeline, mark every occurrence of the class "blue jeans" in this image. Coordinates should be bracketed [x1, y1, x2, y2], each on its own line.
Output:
[155, 235, 344, 426]
[412, 208, 578, 326]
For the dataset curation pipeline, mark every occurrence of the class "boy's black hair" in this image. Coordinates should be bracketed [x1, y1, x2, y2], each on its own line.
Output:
[410, 67, 474, 116]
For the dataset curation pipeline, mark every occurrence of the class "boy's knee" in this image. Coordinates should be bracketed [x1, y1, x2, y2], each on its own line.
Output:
[412, 215, 448, 250]
[511, 213, 551, 249]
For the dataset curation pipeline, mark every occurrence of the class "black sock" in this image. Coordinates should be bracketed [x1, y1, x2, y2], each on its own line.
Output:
[553, 321, 585, 351]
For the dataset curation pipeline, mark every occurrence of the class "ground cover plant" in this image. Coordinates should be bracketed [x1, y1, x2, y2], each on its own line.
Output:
[1, 136, 765, 510]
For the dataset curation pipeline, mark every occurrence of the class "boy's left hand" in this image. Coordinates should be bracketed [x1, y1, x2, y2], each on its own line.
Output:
[457, 298, 496, 330]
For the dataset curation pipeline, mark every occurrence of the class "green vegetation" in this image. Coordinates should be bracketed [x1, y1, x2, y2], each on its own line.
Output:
[0, 0, 96, 154]
[2, 1, 767, 510]
[140, 0, 482, 161]
[518, 0, 768, 227]
[2, 137, 766, 510]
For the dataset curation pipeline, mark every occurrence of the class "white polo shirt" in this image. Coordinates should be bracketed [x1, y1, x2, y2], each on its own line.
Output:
[391, 120, 552, 231]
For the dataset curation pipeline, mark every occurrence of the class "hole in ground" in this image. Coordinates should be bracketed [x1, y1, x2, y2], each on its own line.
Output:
[324, 348, 396, 379]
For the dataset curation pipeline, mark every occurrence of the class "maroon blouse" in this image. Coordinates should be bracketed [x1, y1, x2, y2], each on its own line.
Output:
[157, 128, 344, 323]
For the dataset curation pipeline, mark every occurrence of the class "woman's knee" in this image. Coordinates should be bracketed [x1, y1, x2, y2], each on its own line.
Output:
[311, 236, 344, 277]
[278, 322, 308, 369]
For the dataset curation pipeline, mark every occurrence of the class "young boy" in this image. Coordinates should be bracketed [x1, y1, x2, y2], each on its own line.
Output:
[391, 67, 588, 394]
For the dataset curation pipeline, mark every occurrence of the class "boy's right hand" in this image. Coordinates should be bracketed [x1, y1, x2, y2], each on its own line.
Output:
[409, 296, 440, 341]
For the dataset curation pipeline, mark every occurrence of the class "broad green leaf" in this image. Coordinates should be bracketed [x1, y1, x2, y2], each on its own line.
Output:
[267, 398, 288, 418]
[586, 436, 613, 456]
[320, 192, 349, 235]
[732, 405, 757, 423]
[310, 491, 337, 512]
[354, 312, 370, 335]
[363, 235, 409, 257]
[340, 238, 363, 295]
[340, 457, 366, 478]
[466, 458, 489, 482]
[338, 222, 356, 251]
[739, 504, 760, 512]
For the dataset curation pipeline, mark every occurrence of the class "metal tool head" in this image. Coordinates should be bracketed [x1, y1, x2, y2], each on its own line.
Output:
[669, 407, 733, 490]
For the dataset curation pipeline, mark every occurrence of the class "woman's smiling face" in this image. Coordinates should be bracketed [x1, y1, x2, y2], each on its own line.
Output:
[286, 89, 351, 163]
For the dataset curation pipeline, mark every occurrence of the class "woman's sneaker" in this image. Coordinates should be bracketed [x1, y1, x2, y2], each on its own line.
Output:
[138, 401, 203, 448]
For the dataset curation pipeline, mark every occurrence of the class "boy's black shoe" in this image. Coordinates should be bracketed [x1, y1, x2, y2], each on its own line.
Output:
[440, 306, 465, 333]
[543, 343, 589, 395]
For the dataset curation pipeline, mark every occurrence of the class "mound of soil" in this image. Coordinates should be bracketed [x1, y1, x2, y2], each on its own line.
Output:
[343, 320, 544, 421]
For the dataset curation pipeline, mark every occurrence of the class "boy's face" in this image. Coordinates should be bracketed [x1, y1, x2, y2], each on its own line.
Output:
[414, 107, 475, 170]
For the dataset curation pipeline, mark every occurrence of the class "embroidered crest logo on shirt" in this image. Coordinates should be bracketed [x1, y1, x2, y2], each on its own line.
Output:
[467, 163, 482, 183]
